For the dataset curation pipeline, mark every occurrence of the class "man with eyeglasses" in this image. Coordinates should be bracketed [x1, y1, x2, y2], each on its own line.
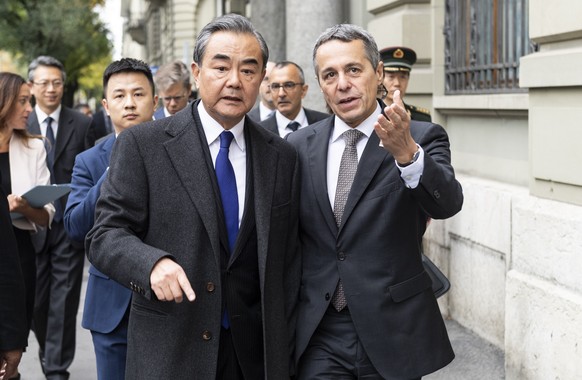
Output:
[259, 61, 328, 137]
[153, 60, 192, 119]
[26, 55, 95, 380]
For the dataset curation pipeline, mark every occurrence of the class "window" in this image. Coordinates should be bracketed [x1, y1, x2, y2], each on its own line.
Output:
[444, 0, 537, 94]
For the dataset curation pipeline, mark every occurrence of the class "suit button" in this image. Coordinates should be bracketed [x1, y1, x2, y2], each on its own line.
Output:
[325, 293, 330, 301]
[206, 282, 215, 293]
[433, 190, 441, 199]
[338, 252, 346, 261]
[202, 331, 212, 341]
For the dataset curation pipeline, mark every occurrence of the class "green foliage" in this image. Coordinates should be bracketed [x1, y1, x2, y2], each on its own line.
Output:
[0, 0, 112, 105]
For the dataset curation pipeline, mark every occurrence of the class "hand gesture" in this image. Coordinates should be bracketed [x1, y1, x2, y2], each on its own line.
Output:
[374, 90, 418, 164]
[150, 258, 196, 303]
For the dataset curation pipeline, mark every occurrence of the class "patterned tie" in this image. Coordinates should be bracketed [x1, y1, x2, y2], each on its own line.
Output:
[215, 131, 239, 329]
[331, 128, 364, 312]
[287, 121, 300, 132]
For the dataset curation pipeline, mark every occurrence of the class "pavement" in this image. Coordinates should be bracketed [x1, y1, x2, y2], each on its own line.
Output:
[18, 264, 504, 379]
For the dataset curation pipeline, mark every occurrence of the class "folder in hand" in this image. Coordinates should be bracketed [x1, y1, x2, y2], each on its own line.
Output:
[10, 184, 71, 219]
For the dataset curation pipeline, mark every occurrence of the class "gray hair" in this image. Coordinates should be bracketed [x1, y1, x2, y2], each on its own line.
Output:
[154, 60, 191, 92]
[312, 24, 380, 78]
[273, 61, 305, 83]
[28, 55, 67, 83]
[193, 13, 269, 69]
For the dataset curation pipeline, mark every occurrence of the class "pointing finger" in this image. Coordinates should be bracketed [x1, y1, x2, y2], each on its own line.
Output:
[178, 272, 196, 302]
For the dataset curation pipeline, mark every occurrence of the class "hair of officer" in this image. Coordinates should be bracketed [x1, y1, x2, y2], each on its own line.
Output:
[102, 58, 155, 95]
[28, 55, 67, 83]
[273, 61, 305, 83]
[193, 13, 269, 70]
[154, 60, 190, 92]
[312, 24, 381, 78]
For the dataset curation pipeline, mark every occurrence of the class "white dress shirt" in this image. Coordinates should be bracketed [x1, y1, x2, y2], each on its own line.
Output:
[198, 102, 246, 227]
[275, 108, 308, 138]
[35, 104, 61, 139]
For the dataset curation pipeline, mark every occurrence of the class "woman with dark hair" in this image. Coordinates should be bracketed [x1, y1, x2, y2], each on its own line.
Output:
[0, 72, 55, 369]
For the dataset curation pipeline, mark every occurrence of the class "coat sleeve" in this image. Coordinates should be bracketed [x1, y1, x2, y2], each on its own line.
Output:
[85, 129, 171, 300]
[410, 122, 463, 219]
[64, 153, 107, 242]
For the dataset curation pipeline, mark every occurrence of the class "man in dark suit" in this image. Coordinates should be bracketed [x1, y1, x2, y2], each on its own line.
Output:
[91, 107, 114, 142]
[287, 24, 463, 379]
[86, 14, 300, 380]
[246, 61, 275, 122]
[64, 58, 158, 380]
[26, 55, 94, 380]
[0, 172, 28, 380]
[153, 60, 192, 119]
[259, 61, 328, 137]
[380, 46, 432, 122]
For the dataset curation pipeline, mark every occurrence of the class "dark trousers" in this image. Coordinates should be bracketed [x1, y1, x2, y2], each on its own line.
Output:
[32, 222, 85, 380]
[90, 309, 129, 380]
[14, 227, 36, 337]
[217, 327, 245, 380]
[297, 306, 421, 380]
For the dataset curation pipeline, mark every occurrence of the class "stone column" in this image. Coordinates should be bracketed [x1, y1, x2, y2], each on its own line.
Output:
[249, 0, 286, 62]
[286, 0, 346, 112]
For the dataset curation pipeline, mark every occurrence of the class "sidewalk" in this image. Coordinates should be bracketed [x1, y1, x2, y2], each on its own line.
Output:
[18, 267, 504, 379]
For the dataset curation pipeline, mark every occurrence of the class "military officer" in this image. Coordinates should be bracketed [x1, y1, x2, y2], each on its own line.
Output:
[380, 46, 432, 122]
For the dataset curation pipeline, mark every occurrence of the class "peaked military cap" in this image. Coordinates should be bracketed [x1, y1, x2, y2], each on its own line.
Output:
[380, 46, 417, 72]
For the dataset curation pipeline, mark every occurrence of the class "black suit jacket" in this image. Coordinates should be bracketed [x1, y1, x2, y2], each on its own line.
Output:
[86, 101, 301, 379]
[0, 172, 27, 351]
[27, 106, 94, 208]
[259, 107, 329, 136]
[287, 110, 463, 379]
[91, 107, 113, 141]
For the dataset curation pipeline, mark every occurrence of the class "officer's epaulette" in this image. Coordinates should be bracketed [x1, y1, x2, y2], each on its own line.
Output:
[408, 104, 431, 116]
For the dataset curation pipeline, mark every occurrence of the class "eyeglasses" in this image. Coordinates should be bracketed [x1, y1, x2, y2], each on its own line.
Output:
[269, 82, 304, 91]
[32, 80, 64, 89]
[162, 95, 187, 103]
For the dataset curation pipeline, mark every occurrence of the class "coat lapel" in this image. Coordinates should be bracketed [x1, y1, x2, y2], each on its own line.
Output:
[308, 120, 338, 235]
[340, 130, 388, 231]
[54, 108, 75, 164]
[163, 106, 221, 267]
[236, 122, 278, 289]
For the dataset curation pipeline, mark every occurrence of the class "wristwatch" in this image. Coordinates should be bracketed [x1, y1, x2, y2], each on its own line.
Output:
[398, 145, 421, 167]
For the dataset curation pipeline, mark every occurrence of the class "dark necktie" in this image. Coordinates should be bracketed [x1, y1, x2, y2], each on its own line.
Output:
[216, 131, 239, 253]
[331, 129, 364, 312]
[287, 121, 300, 132]
[45, 117, 55, 171]
[216, 131, 239, 329]
[44, 117, 62, 221]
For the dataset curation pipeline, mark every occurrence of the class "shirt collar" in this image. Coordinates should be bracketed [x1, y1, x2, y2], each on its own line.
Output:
[35, 104, 61, 125]
[331, 102, 381, 143]
[198, 102, 245, 152]
[276, 108, 307, 128]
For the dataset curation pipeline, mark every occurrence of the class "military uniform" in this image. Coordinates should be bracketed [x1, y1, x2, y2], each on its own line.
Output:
[380, 46, 432, 122]
[405, 102, 432, 122]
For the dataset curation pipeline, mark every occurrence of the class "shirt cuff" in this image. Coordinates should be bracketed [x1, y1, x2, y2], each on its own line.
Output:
[396, 145, 424, 189]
